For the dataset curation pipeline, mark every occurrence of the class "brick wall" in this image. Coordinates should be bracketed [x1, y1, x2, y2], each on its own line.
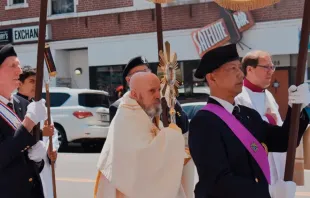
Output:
[251, 0, 304, 22]
[0, 0, 305, 42]
[0, 0, 40, 21]
[0, 0, 133, 21]
[77, 0, 133, 12]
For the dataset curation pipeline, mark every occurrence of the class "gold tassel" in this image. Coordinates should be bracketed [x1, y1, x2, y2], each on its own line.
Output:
[213, 0, 280, 11]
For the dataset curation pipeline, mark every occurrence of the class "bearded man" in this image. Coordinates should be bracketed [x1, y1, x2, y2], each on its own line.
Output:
[94, 72, 187, 198]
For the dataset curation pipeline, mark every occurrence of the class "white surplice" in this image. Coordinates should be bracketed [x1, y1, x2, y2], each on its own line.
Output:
[39, 119, 60, 198]
[235, 86, 286, 185]
[95, 92, 187, 198]
[160, 84, 198, 198]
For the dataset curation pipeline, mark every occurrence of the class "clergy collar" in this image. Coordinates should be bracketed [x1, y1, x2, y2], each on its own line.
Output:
[243, 78, 264, 93]
[210, 96, 235, 114]
[0, 94, 14, 105]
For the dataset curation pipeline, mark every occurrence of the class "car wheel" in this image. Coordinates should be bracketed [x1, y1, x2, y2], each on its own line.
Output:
[54, 123, 68, 150]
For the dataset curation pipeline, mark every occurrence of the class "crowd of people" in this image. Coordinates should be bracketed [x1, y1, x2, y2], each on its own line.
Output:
[0, 42, 310, 198]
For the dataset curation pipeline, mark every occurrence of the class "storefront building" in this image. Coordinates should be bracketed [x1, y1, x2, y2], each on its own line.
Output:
[0, 0, 308, 106]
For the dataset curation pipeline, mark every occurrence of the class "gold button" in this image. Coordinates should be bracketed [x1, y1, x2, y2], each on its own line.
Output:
[29, 178, 33, 182]
[255, 178, 259, 183]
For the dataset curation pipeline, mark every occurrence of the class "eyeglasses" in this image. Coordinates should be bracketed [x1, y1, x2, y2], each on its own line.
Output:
[256, 65, 276, 71]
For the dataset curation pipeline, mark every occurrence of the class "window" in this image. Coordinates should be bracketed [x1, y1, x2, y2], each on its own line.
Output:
[192, 105, 204, 117]
[89, 65, 125, 102]
[12, 0, 24, 4]
[182, 104, 205, 120]
[78, 93, 110, 108]
[42, 92, 70, 107]
[51, 0, 74, 15]
[6, 0, 28, 9]
[182, 105, 194, 119]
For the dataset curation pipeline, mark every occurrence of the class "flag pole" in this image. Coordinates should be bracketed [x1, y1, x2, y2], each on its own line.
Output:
[33, 0, 48, 141]
[284, 0, 310, 181]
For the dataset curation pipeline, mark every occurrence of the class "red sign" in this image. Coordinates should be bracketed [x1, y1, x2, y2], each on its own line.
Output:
[192, 11, 255, 57]
[191, 19, 231, 58]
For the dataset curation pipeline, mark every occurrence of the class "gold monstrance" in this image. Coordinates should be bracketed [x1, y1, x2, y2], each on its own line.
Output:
[159, 41, 191, 165]
[158, 41, 180, 124]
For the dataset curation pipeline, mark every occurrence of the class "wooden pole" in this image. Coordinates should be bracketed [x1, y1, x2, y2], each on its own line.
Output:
[45, 82, 57, 198]
[156, 3, 164, 67]
[155, 2, 169, 127]
[284, 0, 310, 181]
[33, 0, 48, 141]
[44, 43, 58, 198]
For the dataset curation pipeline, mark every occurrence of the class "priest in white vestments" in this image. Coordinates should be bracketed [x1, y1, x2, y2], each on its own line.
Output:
[235, 50, 287, 189]
[95, 72, 187, 198]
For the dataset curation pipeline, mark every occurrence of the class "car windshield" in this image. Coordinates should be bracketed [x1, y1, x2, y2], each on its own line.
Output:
[182, 104, 205, 120]
[78, 93, 110, 108]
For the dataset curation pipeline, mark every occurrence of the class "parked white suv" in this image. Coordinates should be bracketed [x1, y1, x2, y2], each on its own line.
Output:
[42, 87, 110, 149]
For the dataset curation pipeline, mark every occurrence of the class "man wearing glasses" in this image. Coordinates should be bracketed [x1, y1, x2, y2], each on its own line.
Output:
[109, 56, 189, 134]
[235, 50, 287, 193]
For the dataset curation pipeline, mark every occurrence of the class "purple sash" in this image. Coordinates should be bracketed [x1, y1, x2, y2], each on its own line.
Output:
[202, 103, 271, 184]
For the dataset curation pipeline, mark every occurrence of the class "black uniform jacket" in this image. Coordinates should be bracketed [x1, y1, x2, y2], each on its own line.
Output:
[0, 95, 44, 198]
[188, 98, 309, 198]
[109, 96, 189, 134]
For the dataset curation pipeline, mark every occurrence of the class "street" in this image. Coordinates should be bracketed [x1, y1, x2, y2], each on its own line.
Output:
[54, 145, 310, 198]
[55, 145, 101, 198]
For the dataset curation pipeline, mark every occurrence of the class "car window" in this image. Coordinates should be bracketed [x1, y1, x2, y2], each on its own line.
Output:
[78, 93, 110, 108]
[42, 93, 70, 107]
[182, 105, 194, 120]
[193, 105, 204, 117]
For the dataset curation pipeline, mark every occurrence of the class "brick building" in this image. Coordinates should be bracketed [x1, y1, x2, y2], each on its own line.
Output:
[0, 0, 309, 111]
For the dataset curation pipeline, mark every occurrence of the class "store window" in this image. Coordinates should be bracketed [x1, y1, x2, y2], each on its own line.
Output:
[51, 0, 74, 15]
[89, 60, 208, 103]
[90, 65, 125, 102]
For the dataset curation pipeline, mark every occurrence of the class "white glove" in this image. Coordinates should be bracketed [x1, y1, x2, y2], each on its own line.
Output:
[25, 99, 48, 124]
[28, 140, 47, 162]
[269, 180, 296, 198]
[288, 83, 310, 109]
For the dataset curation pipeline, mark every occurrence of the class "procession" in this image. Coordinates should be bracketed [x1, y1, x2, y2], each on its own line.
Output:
[0, 0, 310, 198]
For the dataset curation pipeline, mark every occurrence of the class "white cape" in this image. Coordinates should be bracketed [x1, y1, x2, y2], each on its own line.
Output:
[39, 120, 60, 198]
[235, 86, 286, 185]
[95, 92, 186, 198]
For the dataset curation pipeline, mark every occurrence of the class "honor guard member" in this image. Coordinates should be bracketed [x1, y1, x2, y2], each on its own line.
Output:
[0, 44, 48, 198]
[17, 66, 36, 102]
[109, 56, 189, 134]
[188, 44, 310, 198]
[18, 65, 60, 198]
